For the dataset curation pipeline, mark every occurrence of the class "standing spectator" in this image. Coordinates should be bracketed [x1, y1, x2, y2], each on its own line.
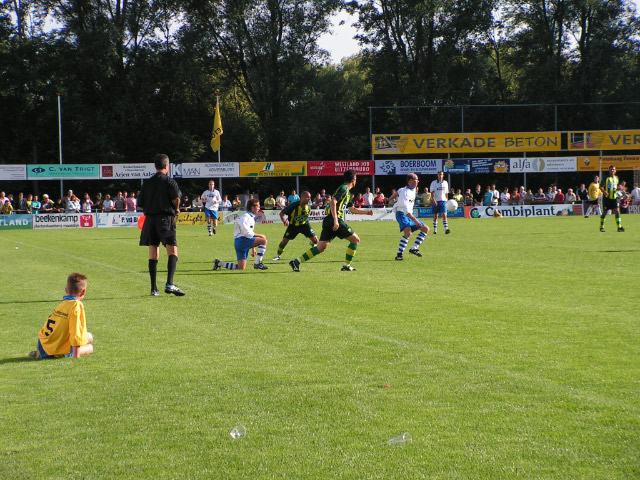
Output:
[201, 180, 222, 235]
[180, 196, 191, 212]
[82, 195, 92, 212]
[508, 188, 520, 205]
[464, 188, 474, 206]
[373, 191, 386, 207]
[17, 193, 28, 212]
[490, 185, 499, 206]
[312, 193, 324, 209]
[387, 188, 398, 207]
[26, 194, 33, 211]
[212, 198, 269, 271]
[63, 190, 73, 209]
[138, 154, 185, 296]
[30, 195, 42, 214]
[430, 170, 451, 234]
[534, 188, 547, 204]
[221, 194, 232, 211]
[125, 193, 137, 212]
[577, 184, 589, 205]
[288, 189, 300, 205]
[522, 189, 534, 204]
[618, 185, 630, 214]
[452, 189, 463, 204]
[483, 186, 493, 206]
[353, 192, 365, 207]
[114, 192, 126, 212]
[1, 199, 12, 215]
[263, 194, 276, 210]
[565, 188, 577, 204]
[0, 191, 7, 206]
[553, 189, 565, 204]
[545, 187, 555, 203]
[66, 195, 81, 213]
[387, 173, 430, 260]
[93, 193, 104, 211]
[473, 184, 483, 206]
[585, 176, 602, 217]
[275, 190, 287, 209]
[630, 184, 640, 204]
[54, 198, 65, 212]
[320, 188, 329, 204]
[363, 187, 374, 207]
[191, 195, 203, 212]
[41, 194, 55, 212]
[599, 165, 624, 232]
[419, 187, 431, 207]
[500, 187, 510, 205]
[102, 194, 115, 212]
[232, 195, 242, 211]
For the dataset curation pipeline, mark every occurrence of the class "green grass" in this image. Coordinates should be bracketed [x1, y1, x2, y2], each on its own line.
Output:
[1, 215, 639, 479]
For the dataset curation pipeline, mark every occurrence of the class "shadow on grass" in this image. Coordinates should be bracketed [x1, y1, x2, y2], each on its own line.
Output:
[0, 357, 36, 365]
[0, 299, 59, 305]
[599, 249, 640, 253]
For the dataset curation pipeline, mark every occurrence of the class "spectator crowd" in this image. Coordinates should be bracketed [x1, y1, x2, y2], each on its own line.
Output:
[2, 181, 640, 216]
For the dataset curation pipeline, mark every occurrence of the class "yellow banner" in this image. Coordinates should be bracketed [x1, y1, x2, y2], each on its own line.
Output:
[176, 212, 207, 226]
[240, 162, 306, 177]
[568, 130, 640, 150]
[372, 132, 561, 154]
[577, 156, 640, 171]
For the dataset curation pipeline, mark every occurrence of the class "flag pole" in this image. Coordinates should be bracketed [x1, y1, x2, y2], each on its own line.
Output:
[216, 92, 222, 199]
[57, 93, 63, 200]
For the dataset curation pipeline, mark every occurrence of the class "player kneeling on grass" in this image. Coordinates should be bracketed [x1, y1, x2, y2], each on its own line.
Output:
[272, 190, 318, 261]
[213, 198, 269, 271]
[289, 169, 373, 272]
[387, 173, 430, 260]
[29, 273, 94, 360]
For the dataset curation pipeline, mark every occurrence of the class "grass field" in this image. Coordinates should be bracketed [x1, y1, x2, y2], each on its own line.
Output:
[1, 215, 639, 479]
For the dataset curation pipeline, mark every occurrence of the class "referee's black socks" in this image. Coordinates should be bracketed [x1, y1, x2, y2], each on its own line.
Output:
[167, 255, 178, 286]
[149, 259, 158, 291]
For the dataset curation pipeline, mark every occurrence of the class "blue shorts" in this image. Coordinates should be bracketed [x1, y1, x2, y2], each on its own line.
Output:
[434, 201, 447, 214]
[205, 208, 218, 219]
[234, 236, 256, 261]
[37, 339, 72, 359]
[396, 211, 420, 232]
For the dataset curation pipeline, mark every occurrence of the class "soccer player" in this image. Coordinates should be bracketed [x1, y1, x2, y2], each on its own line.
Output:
[29, 273, 94, 359]
[201, 180, 222, 236]
[585, 175, 602, 218]
[599, 165, 625, 232]
[430, 170, 450, 234]
[138, 154, 185, 296]
[387, 173, 430, 260]
[213, 198, 268, 271]
[289, 169, 373, 272]
[272, 191, 318, 261]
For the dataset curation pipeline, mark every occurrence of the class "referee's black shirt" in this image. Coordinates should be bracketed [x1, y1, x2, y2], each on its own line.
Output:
[138, 172, 182, 215]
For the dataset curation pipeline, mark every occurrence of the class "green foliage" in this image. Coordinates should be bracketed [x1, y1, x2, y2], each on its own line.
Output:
[1, 217, 639, 478]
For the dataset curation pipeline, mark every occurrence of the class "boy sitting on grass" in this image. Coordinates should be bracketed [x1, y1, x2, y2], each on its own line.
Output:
[29, 273, 94, 359]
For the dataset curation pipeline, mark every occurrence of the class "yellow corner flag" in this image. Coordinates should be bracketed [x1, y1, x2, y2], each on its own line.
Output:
[210, 101, 223, 153]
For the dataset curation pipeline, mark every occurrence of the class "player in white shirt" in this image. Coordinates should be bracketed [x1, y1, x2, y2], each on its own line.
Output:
[212, 198, 268, 271]
[201, 180, 222, 236]
[387, 173, 430, 260]
[429, 170, 451, 234]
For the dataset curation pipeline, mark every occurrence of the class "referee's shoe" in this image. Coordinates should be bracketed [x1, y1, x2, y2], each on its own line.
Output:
[165, 284, 186, 296]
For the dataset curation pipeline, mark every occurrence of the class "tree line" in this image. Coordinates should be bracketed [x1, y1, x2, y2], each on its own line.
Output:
[1, 0, 639, 168]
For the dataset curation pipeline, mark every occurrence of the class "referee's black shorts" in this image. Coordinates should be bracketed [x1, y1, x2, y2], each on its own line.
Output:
[139, 214, 177, 247]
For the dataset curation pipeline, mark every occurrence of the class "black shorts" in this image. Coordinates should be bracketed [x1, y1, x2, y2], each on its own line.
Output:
[603, 197, 619, 211]
[284, 223, 316, 240]
[139, 214, 177, 247]
[589, 199, 599, 205]
[319, 216, 354, 242]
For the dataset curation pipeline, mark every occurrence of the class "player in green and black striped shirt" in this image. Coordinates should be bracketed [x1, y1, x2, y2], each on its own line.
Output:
[599, 165, 625, 232]
[289, 170, 373, 272]
[272, 191, 318, 261]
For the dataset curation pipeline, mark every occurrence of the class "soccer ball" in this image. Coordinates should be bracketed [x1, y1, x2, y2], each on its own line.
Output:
[445, 199, 458, 212]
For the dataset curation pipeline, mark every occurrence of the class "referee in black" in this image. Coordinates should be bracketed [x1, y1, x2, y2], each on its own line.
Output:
[138, 154, 185, 296]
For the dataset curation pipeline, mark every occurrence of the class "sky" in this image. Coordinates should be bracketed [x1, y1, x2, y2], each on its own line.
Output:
[318, 3, 640, 65]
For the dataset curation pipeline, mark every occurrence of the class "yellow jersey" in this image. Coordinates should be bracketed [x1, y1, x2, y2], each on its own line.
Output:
[38, 297, 88, 357]
[588, 182, 600, 201]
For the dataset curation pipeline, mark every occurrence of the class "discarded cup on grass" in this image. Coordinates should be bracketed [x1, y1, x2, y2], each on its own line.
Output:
[230, 424, 246, 439]
[386, 432, 412, 446]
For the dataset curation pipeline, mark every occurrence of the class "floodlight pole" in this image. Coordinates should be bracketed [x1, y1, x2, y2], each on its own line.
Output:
[216, 92, 222, 198]
[57, 93, 63, 199]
